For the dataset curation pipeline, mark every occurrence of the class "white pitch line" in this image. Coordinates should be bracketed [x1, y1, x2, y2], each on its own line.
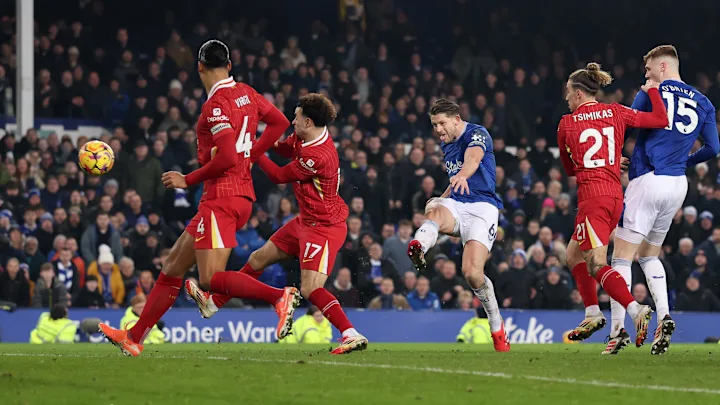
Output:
[2, 352, 719, 395]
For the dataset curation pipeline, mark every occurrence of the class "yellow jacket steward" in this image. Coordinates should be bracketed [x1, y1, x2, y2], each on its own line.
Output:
[120, 307, 166, 344]
[279, 314, 332, 344]
[456, 317, 492, 344]
[30, 312, 77, 343]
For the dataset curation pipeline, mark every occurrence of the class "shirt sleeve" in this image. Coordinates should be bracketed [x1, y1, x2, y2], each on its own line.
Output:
[273, 133, 297, 159]
[465, 127, 490, 152]
[255, 151, 319, 184]
[619, 88, 669, 129]
[687, 105, 720, 167]
[631, 90, 650, 111]
[557, 119, 576, 176]
[204, 98, 236, 139]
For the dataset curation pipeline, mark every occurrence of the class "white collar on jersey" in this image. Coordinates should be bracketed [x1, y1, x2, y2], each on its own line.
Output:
[302, 126, 329, 148]
[447, 121, 468, 144]
[207, 77, 236, 99]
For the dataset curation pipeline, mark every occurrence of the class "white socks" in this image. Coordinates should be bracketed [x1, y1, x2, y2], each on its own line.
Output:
[609, 258, 632, 338]
[639, 256, 669, 324]
[585, 305, 601, 317]
[414, 220, 440, 254]
[342, 328, 359, 338]
[471, 275, 503, 332]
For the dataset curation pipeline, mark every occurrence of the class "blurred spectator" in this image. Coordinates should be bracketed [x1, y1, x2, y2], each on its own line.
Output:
[496, 249, 536, 309]
[382, 220, 414, 275]
[32, 262, 69, 308]
[0, 258, 30, 307]
[368, 277, 411, 310]
[53, 248, 82, 297]
[406, 276, 441, 311]
[86, 244, 124, 308]
[81, 212, 123, 263]
[675, 275, 720, 312]
[430, 260, 466, 309]
[357, 242, 398, 301]
[534, 267, 571, 309]
[327, 267, 363, 308]
[73, 274, 105, 308]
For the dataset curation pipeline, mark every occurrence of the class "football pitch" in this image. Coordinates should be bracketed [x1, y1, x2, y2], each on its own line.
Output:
[0, 344, 718, 405]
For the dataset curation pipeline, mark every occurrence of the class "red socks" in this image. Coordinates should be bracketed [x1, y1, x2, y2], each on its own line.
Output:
[571, 262, 598, 308]
[594, 265, 634, 308]
[210, 271, 283, 304]
[128, 273, 182, 343]
[309, 288, 353, 333]
[212, 264, 265, 308]
[240, 262, 265, 279]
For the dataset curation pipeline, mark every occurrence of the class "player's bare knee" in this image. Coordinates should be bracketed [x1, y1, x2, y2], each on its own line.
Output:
[300, 284, 318, 300]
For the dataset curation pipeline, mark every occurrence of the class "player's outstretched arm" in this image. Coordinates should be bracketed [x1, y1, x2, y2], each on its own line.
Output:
[625, 87, 668, 129]
[270, 133, 296, 159]
[687, 108, 720, 167]
[556, 120, 576, 177]
[255, 154, 312, 184]
[250, 101, 290, 162]
[183, 133, 239, 187]
[451, 147, 484, 194]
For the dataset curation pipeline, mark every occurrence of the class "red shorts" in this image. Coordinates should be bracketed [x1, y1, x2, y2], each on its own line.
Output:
[572, 196, 623, 251]
[186, 196, 253, 250]
[270, 216, 347, 275]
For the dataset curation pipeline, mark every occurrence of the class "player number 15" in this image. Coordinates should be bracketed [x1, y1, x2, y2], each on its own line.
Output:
[662, 92, 698, 134]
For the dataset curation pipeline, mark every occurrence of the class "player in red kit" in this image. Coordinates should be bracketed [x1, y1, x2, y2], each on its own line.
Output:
[187, 93, 368, 354]
[99, 39, 296, 356]
[557, 62, 669, 350]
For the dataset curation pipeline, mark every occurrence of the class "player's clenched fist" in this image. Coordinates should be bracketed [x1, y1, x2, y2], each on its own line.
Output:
[641, 79, 659, 92]
[162, 171, 187, 189]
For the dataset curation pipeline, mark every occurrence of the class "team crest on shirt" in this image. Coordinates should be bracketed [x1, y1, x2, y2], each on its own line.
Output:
[468, 129, 487, 150]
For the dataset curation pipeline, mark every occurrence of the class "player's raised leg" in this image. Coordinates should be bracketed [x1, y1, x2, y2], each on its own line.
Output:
[99, 230, 196, 356]
[408, 197, 456, 271]
[565, 238, 606, 342]
[188, 238, 300, 340]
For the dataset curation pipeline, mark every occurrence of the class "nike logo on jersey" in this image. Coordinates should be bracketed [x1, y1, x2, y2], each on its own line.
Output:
[195, 236, 205, 242]
[302, 258, 314, 263]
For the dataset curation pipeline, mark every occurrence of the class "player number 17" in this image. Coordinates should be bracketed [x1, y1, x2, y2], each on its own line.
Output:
[579, 127, 615, 168]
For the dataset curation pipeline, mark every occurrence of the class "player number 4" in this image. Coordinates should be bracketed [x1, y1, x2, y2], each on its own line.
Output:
[303, 243, 322, 260]
[662, 92, 698, 134]
[580, 127, 615, 168]
[235, 116, 252, 158]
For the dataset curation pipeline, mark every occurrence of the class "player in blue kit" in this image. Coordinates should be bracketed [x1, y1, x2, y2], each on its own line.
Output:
[407, 98, 509, 352]
[605, 45, 719, 355]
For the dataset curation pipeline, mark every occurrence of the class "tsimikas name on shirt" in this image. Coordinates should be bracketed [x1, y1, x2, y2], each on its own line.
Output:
[661, 84, 695, 99]
[572, 108, 614, 122]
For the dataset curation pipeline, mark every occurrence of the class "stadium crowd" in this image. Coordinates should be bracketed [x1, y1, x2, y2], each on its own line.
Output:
[1, 0, 720, 314]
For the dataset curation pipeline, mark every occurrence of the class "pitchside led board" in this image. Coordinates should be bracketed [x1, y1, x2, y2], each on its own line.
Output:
[1, 309, 719, 344]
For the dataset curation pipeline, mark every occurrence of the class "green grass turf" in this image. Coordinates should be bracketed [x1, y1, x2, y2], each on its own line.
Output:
[0, 343, 718, 405]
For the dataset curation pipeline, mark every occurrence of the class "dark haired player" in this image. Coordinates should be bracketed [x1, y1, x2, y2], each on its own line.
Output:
[100, 39, 295, 356]
[406, 98, 509, 352]
[187, 93, 368, 354]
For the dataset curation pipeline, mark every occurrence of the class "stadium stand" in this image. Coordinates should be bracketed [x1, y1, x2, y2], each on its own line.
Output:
[0, 0, 719, 314]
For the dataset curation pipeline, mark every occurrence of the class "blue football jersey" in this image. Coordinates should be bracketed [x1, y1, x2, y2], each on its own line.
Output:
[629, 80, 717, 180]
[441, 122, 503, 208]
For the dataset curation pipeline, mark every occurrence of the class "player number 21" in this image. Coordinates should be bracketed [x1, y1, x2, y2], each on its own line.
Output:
[235, 116, 252, 158]
[579, 126, 615, 168]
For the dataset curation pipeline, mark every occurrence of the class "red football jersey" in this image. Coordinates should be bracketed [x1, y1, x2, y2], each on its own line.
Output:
[196, 77, 273, 201]
[558, 100, 658, 202]
[280, 129, 349, 226]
